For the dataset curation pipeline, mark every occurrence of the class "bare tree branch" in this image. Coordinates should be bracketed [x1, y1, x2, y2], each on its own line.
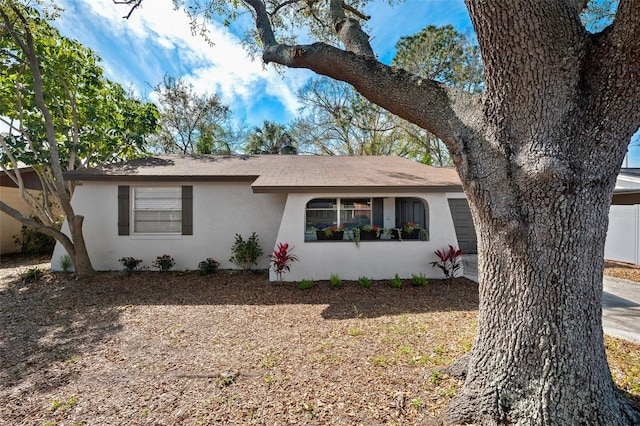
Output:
[113, 0, 142, 19]
[341, 1, 370, 21]
[270, 0, 304, 16]
[328, 0, 373, 56]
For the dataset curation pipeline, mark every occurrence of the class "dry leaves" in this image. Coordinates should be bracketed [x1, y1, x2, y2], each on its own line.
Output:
[1, 256, 637, 425]
[1, 258, 476, 425]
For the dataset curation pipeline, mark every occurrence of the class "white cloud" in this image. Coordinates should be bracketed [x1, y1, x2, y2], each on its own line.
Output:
[55, 0, 307, 123]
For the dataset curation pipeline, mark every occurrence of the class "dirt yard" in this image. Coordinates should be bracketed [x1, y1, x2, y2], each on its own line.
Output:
[0, 255, 638, 425]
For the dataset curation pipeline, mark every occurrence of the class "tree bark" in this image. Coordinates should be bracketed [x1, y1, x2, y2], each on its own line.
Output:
[444, 174, 639, 423]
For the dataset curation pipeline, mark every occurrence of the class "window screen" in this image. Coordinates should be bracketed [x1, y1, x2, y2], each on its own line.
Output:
[132, 187, 182, 234]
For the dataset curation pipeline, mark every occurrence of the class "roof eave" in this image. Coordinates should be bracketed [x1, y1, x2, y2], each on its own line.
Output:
[251, 185, 464, 194]
[63, 174, 259, 183]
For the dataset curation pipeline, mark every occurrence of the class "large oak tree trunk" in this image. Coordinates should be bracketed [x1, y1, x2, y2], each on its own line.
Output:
[445, 174, 639, 423]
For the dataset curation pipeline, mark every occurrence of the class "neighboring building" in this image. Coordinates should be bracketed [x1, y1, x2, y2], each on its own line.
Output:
[0, 168, 43, 255]
[52, 155, 471, 281]
[605, 168, 640, 265]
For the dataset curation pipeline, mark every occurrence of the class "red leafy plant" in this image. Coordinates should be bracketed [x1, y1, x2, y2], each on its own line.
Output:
[430, 245, 463, 280]
[269, 242, 298, 281]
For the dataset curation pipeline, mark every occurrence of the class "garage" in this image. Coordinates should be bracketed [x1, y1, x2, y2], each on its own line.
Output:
[448, 199, 477, 254]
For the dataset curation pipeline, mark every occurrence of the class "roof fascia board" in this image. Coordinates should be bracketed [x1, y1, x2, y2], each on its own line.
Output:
[251, 185, 464, 194]
[63, 174, 259, 183]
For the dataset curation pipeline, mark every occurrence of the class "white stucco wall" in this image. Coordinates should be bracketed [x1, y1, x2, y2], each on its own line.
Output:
[269, 192, 463, 282]
[52, 181, 287, 271]
[605, 204, 640, 265]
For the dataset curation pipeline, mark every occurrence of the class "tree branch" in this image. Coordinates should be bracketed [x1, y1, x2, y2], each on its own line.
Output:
[243, 0, 476, 150]
[270, 0, 305, 17]
[113, 0, 142, 19]
[328, 0, 374, 57]
[0, 200, 75, 257]
[341, 1, 370, 21]
[4, 4, 73, 217]
[587, 0, 640, 135]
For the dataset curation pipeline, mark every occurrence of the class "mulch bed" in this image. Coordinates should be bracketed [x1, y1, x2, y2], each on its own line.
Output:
[1, 261, 478, 425]
[604, 260, 640, 283]
[1, 256, 637, 425]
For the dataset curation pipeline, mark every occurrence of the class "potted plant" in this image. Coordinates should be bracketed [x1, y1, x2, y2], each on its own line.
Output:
[358, 224, 381, 240]
[391, 222, 425, 240]
[350, 224, 381, 247]
[315, 224, 345, 240]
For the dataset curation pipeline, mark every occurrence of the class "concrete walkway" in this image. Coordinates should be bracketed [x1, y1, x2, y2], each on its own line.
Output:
[462, 255, 640, 343]
[602, 276, 640, 343]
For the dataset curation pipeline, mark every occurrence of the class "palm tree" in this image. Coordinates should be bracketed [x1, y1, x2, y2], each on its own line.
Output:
[245, 121, 297, 155]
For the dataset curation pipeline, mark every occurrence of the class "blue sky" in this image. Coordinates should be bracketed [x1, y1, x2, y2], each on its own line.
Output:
[52, 0, 640, 165]
[53, 0, 471, 125]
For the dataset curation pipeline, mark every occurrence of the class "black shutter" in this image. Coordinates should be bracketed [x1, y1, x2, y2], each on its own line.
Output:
[372, 198, 384, 227]
[118, 186, 130, 235]
[182, 186, 193, 235]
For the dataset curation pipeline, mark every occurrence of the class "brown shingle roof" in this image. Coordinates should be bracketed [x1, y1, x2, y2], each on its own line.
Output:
[64, 155, 462, 193]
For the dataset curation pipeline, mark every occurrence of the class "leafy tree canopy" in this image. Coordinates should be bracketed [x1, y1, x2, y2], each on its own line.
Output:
[150, 75, 232, 155]
[0, 5, 158, 171]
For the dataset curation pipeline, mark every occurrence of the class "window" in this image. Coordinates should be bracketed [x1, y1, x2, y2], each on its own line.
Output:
[305, 197, 382, 241]
[395, 197, 429, 237]
[133, 187, 182, 234]
[340, 198, 372, 229]
[118, 185, 192, 236]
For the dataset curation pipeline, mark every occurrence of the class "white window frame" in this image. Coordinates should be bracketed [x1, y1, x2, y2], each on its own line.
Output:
[131, 186, 182, 235]
[305, 197, 373, 240]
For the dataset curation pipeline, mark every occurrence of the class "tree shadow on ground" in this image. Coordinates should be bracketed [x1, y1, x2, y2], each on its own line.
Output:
[0, 267, 478, 396]
[0, 272, 123, 401]
[68, 270, 479, 318]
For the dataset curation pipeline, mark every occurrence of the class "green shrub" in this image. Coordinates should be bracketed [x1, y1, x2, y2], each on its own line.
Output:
[357, 276, 372, 288]
[119, 256, 143, 273]
[198, 258, 220, 275]
[12, 216, 58, 255]
[152, 254, 175, 271]
[329, 273, 342, 287]
[229, 232, 263, 272]
[391, 273, 402, 288]
[411, 273, 428, 286]
[58, 255, 73, 272]
[298, 279, 313, 290]
[24, 267, 43, 282]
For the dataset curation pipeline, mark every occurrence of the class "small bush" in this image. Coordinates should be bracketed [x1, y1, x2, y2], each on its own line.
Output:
[411, 273, 428, 286]
[152, 254, 175, 271]
[119, 256, 143, 273]
[12, 215, 60, 255]
[357, 276, 372, 288]
[229, 232, 263, 272]
[24, 267, 44, 282]
[58, 255, 73, 272]
[391, 273, 402, 288]
[329, 273, 342, 287]
[298, 279, 313, 290]
[198, 258, 220, 275]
